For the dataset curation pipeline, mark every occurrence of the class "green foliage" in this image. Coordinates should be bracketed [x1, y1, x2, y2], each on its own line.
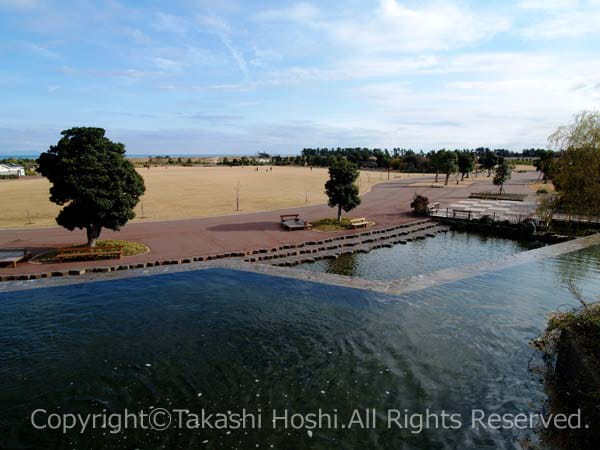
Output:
[547, 113, 600, 219]
[552, 145, 600, 219]
[311, 217, 354, 231]
[493, 157, 511, 193]
[324, 158, 361, 221]
[457, 150, 475, 180]
[37, 127, 145, 246]
[549, 110, 600, 150]
[37, 239, 148, 262]
[437, 149, 458, 185]
[533, 149, 556, 183]
[480, 149, 498, 176]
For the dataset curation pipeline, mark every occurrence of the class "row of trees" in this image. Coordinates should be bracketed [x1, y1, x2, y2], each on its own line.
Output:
[297, 147, 548, 170]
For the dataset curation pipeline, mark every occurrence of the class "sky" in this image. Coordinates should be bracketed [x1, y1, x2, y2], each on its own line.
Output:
[1, 0, 599, 155]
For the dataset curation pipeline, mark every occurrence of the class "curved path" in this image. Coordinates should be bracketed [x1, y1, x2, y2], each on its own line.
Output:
[0, 171, 539, 276]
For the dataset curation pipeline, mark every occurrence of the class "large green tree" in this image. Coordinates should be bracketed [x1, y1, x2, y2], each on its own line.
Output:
[325, 158, 361, 221]
[37, 127, 145, 247]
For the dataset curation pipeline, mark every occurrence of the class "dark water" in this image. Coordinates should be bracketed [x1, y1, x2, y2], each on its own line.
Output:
[297, 231, 530, 281]
[1, 246, 600, 449]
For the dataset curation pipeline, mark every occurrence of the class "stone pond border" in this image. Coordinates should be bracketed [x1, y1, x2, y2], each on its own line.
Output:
[2, 232, 599, 298]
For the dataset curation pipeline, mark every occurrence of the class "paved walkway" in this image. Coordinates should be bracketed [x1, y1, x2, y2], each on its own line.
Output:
[0, 171, 539, 276]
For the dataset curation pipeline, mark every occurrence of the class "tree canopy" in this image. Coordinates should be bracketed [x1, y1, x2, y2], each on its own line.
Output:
[533, 149, 556, 183]
[493, 157, 512, 193]
[543, 112, 600, 220]
[549, 111, 600, 150]
[481, 149, 499, 176]
[37, 127, 145, 246]
[438, 150, 458, 185]
[324, 158, 361, 221]
[457, 150, 475, 180]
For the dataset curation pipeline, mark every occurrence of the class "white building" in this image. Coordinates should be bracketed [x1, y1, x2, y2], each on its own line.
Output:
[0, 164, 25, 177]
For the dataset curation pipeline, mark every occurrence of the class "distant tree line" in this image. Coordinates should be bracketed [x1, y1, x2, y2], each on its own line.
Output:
[296, 147, 550, 170]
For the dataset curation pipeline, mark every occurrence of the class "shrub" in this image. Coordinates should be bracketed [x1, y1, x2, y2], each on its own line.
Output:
[537, 187, 549, 194]
[410, 194, 429, 216]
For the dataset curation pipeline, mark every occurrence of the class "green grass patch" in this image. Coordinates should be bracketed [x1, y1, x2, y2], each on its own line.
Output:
[36, 240, 148, 263]
[311, 218, 354, 231]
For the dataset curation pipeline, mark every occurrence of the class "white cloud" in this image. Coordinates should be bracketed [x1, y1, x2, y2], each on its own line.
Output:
[352, 52, 600, 149]
[269, 56, 439, 83]
[519, 0, 600, 39]
[521, 10, 600, 39]
[253, 2, 319, 22]
[517, 0, 579, 10]
[327, 0, 510, 52]
[154, 12, 188, 34]
[197, 15, 248, 76]
[121, 27, 152, 44]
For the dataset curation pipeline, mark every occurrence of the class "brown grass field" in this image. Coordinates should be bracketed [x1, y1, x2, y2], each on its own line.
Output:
[0, 166, 427, 229]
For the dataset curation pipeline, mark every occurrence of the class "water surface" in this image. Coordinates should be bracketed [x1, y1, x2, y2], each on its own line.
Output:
[297, 231, 530, 281]
[1, 245, 600, 449]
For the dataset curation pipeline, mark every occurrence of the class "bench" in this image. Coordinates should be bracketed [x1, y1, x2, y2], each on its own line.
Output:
[0, 249, 28, 268]
[427, 202, 440, 214]
[280, 214, 312, 231]
[349, 218, 369, 228]
[57, 245, 123, 263]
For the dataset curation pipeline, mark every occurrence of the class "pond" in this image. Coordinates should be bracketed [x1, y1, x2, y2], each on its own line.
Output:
[297, 230, 531, 281]
[1, 245, 599, 449]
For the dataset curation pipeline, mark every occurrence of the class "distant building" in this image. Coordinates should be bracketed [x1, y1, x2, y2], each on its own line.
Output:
[0, 164, 25, 177]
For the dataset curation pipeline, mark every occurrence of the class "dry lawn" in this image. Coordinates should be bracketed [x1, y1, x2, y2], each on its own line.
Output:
[0, 166, 415, 229]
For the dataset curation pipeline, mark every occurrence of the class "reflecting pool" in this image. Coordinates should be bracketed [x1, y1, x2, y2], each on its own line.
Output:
[1, 245, 600, 449]
[297, 230, 531, 281]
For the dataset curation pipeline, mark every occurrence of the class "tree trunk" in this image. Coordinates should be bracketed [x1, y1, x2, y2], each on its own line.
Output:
[461, 172, 465, 181]
[445, 172, 450, 186]
[435, 171, 439, 183]
[86, 224, 102, 247]
[337, 204, 342, 222]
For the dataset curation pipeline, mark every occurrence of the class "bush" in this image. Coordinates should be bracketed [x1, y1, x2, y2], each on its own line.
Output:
[410, 194, 429, 216]
[537, 187, 549, 194]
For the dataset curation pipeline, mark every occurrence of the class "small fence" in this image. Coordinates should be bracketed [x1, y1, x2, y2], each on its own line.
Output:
[429, 207, 536, 225]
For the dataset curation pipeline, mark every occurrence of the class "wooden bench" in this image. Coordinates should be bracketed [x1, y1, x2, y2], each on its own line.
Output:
[0, 249, 27, 268]
[57, 245, 123, 263]
[280, 214, 312, 231]
[349, 217, 369, 228]
[428, 202, 440, 213]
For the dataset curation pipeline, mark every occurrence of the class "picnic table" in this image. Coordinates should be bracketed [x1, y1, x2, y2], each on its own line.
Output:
[280, 214, 312, 231]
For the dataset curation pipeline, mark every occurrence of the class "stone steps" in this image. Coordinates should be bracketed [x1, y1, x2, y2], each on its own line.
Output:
[243, 220, 449, 266]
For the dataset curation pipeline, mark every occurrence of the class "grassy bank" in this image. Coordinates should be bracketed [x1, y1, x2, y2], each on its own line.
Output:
[535, 302, 600, 448]
[36, 240, 148, 263]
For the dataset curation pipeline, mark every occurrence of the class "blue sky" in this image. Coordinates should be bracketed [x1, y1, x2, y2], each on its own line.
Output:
[1, 0, 599, 155]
